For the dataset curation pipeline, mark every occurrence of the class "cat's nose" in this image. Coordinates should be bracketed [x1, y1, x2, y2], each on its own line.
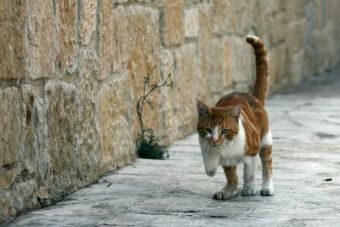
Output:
[212, 136, 219, 143]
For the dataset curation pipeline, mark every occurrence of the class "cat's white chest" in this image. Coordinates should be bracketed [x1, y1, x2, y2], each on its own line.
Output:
[220, 118, 246, 163]
[199, 118, 246, 169]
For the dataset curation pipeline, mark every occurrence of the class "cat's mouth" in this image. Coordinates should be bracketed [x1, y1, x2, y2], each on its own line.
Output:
[206, 169, 217, 177]
[209, 141, 227, 147]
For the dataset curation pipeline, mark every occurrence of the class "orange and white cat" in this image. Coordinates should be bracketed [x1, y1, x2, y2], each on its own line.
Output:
[197, 35, 273, 200]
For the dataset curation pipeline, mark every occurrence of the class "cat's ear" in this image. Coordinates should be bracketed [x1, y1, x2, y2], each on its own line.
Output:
[230, 105, 241, 120]
[197, 100, 208, 118]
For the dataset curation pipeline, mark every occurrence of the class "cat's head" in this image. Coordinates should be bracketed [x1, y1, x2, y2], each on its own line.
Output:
[196, 100, 241, 147]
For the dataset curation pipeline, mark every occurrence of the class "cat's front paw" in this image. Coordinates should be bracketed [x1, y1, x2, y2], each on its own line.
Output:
[261, 186, 274, 196]
[241, 185, 256, 196]
[213, 186, 238, 200]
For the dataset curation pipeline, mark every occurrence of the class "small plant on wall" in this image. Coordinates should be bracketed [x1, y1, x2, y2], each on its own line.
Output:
[136, 68, 172, 159]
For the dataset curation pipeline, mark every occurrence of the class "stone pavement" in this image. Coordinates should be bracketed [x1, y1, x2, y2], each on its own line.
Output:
[5, 67, 340, 226]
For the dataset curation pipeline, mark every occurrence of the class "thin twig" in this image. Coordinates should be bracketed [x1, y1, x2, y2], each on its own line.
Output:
[136, 73, 171, 140]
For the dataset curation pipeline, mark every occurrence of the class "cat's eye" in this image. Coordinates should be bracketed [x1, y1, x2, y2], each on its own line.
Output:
[221, 128, 229, 134]
[205, 128, 212, 133]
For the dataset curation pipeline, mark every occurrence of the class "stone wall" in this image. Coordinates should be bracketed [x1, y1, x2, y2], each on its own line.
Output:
[1, 0, 339, 222]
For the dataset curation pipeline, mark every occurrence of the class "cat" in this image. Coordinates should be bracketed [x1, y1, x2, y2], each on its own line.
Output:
[196, 35, 274, 200]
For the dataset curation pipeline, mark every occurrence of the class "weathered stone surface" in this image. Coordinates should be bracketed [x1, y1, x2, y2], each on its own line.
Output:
[21, 85, 48, 184]
[211, 0, 228, 34]
[79, 0, 97, 46]
[126, 6, 162, 137]
[0, 0, 27, 79]
[173, 44, 200, 137]
[254, 0, 272, 45]
[159, 49, 175, 143]
[289, 50, 305, 85]
[97, 73, 135, 173]
[0, 180, 37, 224]
[0, 87, 20, 190]
[184, 8, 199, 38]
[198, 5, 212, 102]
[26, 0, 56, 79]
[161, 0, 184, 46]
[208, 37, 246, 92]
[268, 44, 288, 92]
[55, 0, 77, 74]
[112, 5, 128, 73]
[21, 85, 50, 186]
[223, 37, 233, 88]
[283, 0, 306, 21]
[286, 19, 306, 55]
[97, 0, 114, 80]
[45, 81, 78, 197]
[76, 49, 100, 182]
[208, 38, 224, 93]
[230, 37, 253, 84]
[236, 1, 255, 35]
[0, 169, 16, 190]
[270, 12, 287, 46]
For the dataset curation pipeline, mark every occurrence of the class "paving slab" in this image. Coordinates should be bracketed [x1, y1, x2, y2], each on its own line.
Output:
[4, 66, 340, 226]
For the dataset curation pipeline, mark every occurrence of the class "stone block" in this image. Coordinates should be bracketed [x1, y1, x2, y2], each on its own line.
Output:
[271, 0, 285, 13]
[271, 12, 287, 46]
[161, 0, 184, 46]
[208, 38, 224, 93]
[0, 180, 37, 223]
[198, 5, 212, 102]
[283, 0, 306, 21]
[314, 0, 326, 29]
[313, 26, 335, 74]
[286, 19, 306, 55]
[55, 0, 77, 74]
[184, 8, 199, 38]
[0, 0, 27, 79]
[97, 0, 114, 80]
[207, 37, 233, 93]
[211, 0, 228, 34]
[268, 44, 288, 91]
[76, 49, 100, 181]
[0, 87, 20, 189]
[79, 0, 97, 45]
[173, 44, 200, 137]
[223, 38, 233, 88]
[0, 169, 16, 189]
[21, 85, 49, 184]
[26, 0, 56, 79]
[236, 0, 255, 35]
[230, 37, 253, 84]
[97, 73, 135, 173]
[159, 48, 175, 143]
[289, 50, 305, 85]
[0, 87, 20, 167]
[112, 5, 128, 73]
[125, 6, 162, 137]
[45, 81, 78, 194]
[303, 46, 317, 78]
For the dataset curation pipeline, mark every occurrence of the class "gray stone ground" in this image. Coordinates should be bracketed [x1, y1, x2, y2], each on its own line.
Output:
[5, 67, 340, 227]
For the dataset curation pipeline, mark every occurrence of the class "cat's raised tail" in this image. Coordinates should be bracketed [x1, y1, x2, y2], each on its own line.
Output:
[246, 35, 268, 105]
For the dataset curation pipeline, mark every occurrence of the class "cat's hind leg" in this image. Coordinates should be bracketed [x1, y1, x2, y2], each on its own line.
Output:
[213, 166, 238, 200]
[260, 145, 274, 196]
[241, 155, 258, 196]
